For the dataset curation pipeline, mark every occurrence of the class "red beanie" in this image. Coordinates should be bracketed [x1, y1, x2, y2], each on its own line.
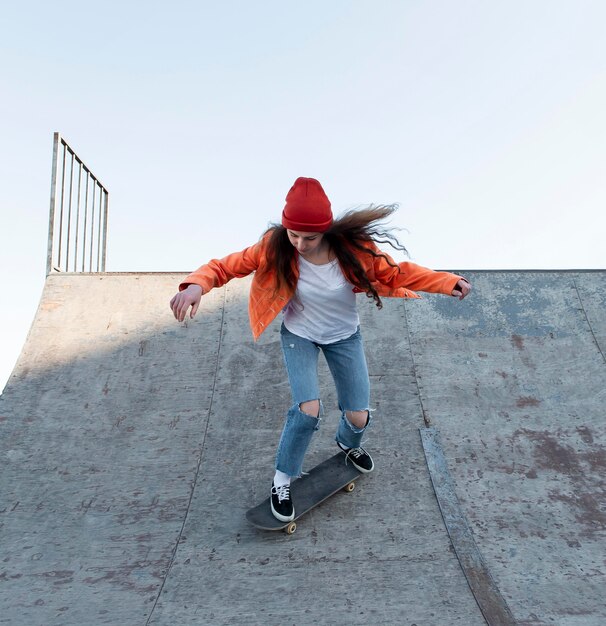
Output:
[281, 177, 333, 232]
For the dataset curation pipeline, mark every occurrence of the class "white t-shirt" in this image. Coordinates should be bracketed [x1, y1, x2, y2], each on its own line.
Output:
[283, 256, 360, 344]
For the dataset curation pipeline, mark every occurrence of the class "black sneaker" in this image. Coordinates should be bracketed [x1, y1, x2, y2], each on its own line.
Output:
[271, 482, 295, 522]
[337, 442, 374, 473]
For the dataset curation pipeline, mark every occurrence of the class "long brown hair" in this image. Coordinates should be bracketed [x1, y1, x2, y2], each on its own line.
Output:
[261, 204, 407, 308]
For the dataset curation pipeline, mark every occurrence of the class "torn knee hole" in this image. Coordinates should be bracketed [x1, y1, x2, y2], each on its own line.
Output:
[345, 409, 369, 428]
[299, 400, 320, 418]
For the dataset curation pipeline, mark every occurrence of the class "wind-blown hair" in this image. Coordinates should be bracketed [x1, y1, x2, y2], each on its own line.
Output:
[261, 204, 407, 308]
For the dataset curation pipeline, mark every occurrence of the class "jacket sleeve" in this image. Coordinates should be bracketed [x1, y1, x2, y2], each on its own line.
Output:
[371, 243, 462, 295]
[179, 238, 264, 294]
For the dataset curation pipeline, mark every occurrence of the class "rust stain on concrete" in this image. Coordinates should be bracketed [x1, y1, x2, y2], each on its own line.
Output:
[509, 428, 606, 536]
[548, 492, 606, 532]
[516, 396, 541, 408]
[511, 334, 525, 350]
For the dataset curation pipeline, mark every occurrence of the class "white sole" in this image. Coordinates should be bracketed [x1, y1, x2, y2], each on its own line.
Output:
[270, 500, 295, 523]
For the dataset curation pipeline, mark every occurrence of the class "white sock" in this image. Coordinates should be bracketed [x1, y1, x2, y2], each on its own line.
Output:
[273, 470, 291, 488]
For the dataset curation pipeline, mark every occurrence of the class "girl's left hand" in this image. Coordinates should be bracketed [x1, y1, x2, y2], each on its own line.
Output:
[452, 279, 472, 300]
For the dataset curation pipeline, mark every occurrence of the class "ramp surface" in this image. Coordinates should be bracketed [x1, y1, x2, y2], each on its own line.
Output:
[1, 271, 605, 625]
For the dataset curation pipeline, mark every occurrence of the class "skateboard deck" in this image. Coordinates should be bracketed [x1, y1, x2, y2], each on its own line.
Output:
[246, 451, 362, 534]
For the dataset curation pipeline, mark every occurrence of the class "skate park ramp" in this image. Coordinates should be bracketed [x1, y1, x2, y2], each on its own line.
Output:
[1, 270, 605, 625]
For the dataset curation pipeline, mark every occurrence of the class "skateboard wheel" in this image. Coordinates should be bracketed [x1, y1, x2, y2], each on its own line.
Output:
[285, 522, 297, 535]
[344, 482, 356, 493]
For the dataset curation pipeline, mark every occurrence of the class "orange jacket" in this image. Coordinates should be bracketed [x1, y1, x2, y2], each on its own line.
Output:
[180, 234, 463, 340]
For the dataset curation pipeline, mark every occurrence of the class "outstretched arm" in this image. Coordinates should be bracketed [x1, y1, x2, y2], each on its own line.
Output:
[169, 236, 267, 322]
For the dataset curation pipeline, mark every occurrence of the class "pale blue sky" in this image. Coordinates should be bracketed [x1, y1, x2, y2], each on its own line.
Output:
[1, 1, 605, 391]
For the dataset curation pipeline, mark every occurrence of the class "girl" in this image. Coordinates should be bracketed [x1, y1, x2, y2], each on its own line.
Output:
[170, 177, 471, 522]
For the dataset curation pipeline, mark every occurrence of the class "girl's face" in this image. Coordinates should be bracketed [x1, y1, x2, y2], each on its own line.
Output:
[286, 230, 324, 257]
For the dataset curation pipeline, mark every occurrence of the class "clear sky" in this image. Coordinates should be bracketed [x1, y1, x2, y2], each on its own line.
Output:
[1, 0, 605, 392]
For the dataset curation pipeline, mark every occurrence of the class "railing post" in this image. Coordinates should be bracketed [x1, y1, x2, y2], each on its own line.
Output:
[47, 133, 60, 276]
[101, 191, 109, 272]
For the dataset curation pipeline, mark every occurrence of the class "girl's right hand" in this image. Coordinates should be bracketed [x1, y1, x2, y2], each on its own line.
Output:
[170, 284, 204, 322]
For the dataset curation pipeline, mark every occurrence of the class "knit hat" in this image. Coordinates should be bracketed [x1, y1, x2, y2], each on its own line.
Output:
[281, 177, 333, 232]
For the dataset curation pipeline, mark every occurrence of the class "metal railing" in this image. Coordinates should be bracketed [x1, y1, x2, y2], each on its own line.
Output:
[47, 133, 109, 275]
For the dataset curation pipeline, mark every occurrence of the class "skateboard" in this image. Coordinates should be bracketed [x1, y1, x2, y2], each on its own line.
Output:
[246, 451, 363, 534]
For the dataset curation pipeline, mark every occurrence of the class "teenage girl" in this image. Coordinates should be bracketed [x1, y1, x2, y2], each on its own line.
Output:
[170, 177, 471, 522]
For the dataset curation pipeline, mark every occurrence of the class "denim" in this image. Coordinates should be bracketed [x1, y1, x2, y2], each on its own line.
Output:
[275, 323, 371, 476]
[275, 404, 321, 477]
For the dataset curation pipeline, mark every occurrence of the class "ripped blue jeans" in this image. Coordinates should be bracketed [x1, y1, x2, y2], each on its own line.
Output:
[275, 323, 371, 477]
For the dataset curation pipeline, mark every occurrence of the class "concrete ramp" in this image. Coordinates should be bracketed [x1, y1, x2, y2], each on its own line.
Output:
[1, 271, 604, 625]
